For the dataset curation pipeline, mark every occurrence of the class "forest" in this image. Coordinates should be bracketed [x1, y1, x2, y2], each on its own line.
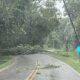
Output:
[0, 0, 79, 55]
[0, 0, 80, 79]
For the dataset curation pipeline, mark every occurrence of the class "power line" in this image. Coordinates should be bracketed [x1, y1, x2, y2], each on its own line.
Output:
[62, 0, 79, 42]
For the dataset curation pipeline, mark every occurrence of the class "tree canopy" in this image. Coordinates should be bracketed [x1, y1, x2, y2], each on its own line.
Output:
[0, 0, 59, 49]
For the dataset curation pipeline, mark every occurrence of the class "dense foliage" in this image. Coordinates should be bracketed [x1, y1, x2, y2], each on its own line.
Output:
[0, 0, 59, 49]
[1, 0, 80, 55]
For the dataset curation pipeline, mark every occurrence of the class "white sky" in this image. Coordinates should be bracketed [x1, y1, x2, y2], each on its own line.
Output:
[36, 0, 65, 17]
[55, 1, 64, 16]
[41, 0, 65, 16]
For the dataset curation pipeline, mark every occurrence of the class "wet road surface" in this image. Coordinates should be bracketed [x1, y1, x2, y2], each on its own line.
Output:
[0, 53, 80, 80]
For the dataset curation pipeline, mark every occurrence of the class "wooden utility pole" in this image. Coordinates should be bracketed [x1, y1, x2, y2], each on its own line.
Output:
[62, 0, 79, 42]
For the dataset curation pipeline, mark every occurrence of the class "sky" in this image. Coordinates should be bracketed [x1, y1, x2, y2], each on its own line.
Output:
[39, 0, 65, 17]
[55, 1, 65, 16]
[36, 0, 65, 18]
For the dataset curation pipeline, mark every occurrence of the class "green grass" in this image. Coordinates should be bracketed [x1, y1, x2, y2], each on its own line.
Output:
[48, 51, 80, 73]
[0, 56, 13, 69]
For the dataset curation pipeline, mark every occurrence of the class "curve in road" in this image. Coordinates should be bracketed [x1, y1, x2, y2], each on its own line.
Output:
[0, 54, 80, 80]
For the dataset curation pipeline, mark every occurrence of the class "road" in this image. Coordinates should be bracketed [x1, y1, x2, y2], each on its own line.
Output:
[0, 53, 80, 80]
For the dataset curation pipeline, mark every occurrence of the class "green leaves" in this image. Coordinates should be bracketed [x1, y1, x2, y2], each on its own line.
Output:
[0, 0, 59, 49]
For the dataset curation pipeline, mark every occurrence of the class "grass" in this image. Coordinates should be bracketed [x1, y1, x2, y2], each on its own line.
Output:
[0, 56, 13, 69]
[48, 50, 80, 73]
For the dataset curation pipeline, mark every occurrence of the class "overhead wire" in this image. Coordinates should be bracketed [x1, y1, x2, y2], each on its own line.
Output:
[62, 0, 79, 42]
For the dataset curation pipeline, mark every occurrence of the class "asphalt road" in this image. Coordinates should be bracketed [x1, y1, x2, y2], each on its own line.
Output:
[0, 53, 80, 80]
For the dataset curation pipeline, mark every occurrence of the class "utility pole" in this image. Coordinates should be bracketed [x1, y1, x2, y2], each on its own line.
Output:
[62, 0, 79, 42]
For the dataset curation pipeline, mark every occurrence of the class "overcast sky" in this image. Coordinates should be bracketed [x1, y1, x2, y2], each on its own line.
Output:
[37, 0, 65, 17]
[55, 1, 64, 16]
[40, 0, 65, 16]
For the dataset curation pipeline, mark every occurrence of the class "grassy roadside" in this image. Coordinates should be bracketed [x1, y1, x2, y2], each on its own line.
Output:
[47, 50, 80, 73]
[0, 56, 13, 69]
